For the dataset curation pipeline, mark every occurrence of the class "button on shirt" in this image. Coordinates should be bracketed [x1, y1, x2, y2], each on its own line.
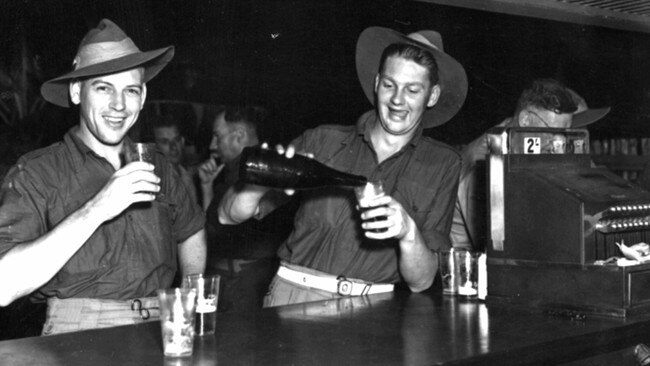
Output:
[271, 111, 461, 284]
[0, 128, 206, 301]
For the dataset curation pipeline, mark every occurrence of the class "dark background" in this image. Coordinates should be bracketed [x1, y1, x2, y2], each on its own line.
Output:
[2, 0, 650, 149]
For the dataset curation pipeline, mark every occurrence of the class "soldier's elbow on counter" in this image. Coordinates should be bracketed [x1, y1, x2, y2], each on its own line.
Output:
[409, 278, 434, 293]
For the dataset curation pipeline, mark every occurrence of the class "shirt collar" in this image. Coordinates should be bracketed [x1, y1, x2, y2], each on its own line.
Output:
[64, 126, 91, 172]
[355, 110, 424, 148]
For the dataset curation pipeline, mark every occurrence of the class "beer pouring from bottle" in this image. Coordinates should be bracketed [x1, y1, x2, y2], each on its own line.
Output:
[239, 144, 396, 236]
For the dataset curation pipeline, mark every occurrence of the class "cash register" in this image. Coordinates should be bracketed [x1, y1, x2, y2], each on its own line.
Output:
[486, 127, 650, 317]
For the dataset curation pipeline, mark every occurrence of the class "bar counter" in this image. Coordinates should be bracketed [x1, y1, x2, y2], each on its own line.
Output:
[1, 289, 649, 365]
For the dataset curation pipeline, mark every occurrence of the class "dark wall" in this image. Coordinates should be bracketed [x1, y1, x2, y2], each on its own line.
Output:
[2, 0, 650, 148]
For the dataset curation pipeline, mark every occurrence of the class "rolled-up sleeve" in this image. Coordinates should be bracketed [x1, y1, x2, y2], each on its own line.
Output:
[0, 163, 48, 258]
[422, 157, 462, 251]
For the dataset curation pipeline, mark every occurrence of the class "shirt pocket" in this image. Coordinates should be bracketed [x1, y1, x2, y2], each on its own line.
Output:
[392, 178, 435, 229]
[137, 198, 176, 266]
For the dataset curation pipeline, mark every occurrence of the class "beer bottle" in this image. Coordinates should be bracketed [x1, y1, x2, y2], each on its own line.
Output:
[239, 146, 367, 189]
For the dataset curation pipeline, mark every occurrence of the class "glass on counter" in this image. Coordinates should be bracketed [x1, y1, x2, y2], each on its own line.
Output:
[158, 288, 197, 358]
[439, 249, 480, 298]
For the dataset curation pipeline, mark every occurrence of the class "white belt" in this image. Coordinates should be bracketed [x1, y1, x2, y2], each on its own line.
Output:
[277, 265, 394, 296]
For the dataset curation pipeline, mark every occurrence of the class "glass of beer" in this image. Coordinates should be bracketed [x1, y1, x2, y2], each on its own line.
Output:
[439, 249, 480, 298]
[183, 274, 220, 336]
[123, 142, 156, 164]
[157, 288, 197, 357]
[123, 142, 159, 196]
[354, 180, 388, 233]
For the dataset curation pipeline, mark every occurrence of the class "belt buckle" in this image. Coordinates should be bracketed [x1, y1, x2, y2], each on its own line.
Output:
[336, 275, 353, 296]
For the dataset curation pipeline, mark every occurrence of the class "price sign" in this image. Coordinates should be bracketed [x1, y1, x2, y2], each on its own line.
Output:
[524, 137, 541, 154]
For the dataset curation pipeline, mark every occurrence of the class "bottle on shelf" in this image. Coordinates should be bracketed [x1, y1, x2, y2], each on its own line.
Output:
[239, 146, 368, 189]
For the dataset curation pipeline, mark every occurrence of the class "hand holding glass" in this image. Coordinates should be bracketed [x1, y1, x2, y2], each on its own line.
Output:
[354, 180, 388, 233]
[123, 142, 159, 195]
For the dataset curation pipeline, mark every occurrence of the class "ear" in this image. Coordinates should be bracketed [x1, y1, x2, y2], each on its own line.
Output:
[518, 111, 532, 127]
[69, 81, 81, 105]
[140, 83, 147, 109]
[426, 84, 441, 108]
[234, 126, 246, 143]
[373, 73, 380, 94]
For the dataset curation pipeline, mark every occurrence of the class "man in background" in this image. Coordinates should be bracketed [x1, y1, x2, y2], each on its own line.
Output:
[451, 78, 610, 251]
[152, 114, 198, 203]
[199, 106, 295, 312]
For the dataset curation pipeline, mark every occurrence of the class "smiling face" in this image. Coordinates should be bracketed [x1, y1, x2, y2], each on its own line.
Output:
[374, 55, 440, 136]
[70, 68, 146, 149]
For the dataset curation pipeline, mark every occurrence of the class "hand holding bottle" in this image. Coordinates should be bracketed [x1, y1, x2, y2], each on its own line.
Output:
[263, 143, 308, 196]
[263, 142, 314, 162]
[239, 143, 366, 190]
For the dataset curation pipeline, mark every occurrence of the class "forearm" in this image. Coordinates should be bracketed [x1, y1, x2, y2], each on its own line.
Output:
[398, 217, 437, 292]
[177, 229, 207, 278]
[217, 184, 268, 225]
[0, 201, 106, 306]
[201, 183, 214, 211]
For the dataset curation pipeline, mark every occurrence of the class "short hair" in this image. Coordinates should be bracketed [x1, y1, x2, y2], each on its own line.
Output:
[222, 105, 266, 140]
[378, 43, 439, 86]
[515, 79, 578, 115]
[152, 114, 182, 134]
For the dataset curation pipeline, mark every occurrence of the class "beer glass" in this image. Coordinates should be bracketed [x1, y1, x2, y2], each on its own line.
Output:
[183, 274, 220, 336]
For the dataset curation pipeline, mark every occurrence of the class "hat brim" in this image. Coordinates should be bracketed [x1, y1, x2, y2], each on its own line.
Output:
[356, 27, 467, 128]
[41, 45, 175, 107]
[572, 106, 611, 127]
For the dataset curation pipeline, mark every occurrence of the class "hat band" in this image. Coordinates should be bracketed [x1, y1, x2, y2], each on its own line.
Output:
[73, 38, 141, 69]
[407, 33, 440, 51]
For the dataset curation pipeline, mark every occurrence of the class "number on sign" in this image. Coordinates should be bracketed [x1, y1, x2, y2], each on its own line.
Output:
[525, 137, 541, 154]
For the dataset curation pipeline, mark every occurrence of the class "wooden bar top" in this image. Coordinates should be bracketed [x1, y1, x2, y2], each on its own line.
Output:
[1, 289, 649, 365]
